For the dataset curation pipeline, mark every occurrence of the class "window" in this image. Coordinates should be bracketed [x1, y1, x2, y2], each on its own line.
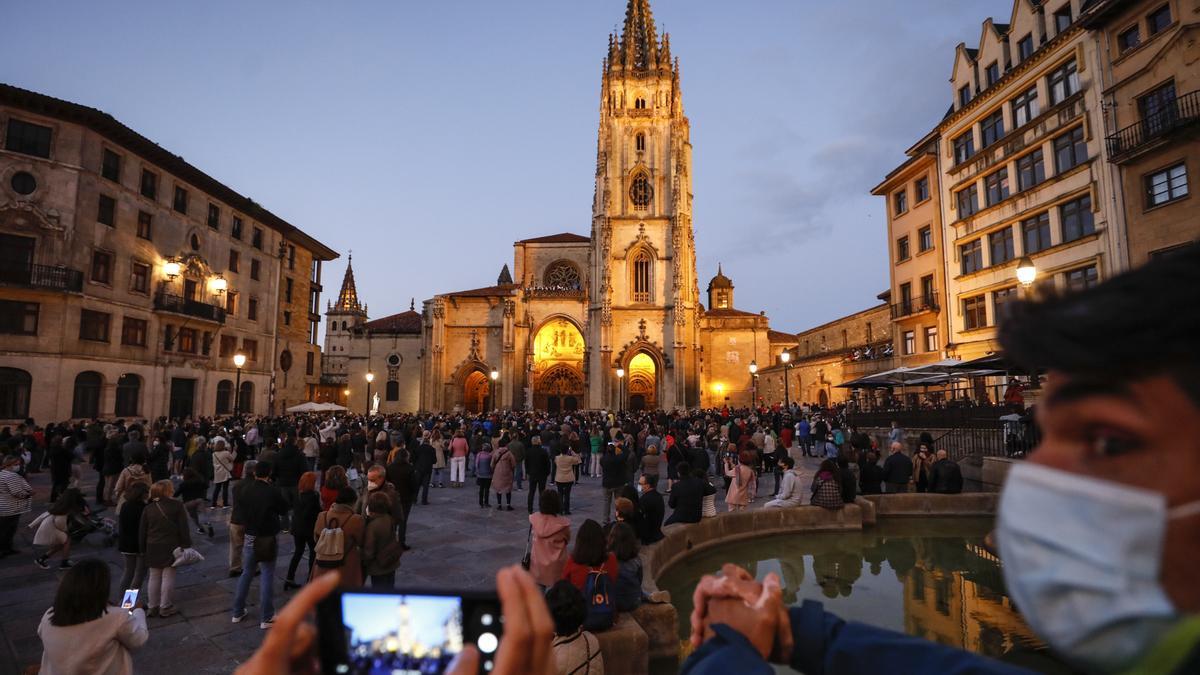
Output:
[1054, 126, 1087, 173]
[1060, 195, 1095, 242]
[1022, 212, 1052, 254]
[1017, 34, 1034, 63]
[98, 194, 116, 227]
[252, 227, 263, 250]
[79, 310, 110, 342]
[285, 277, 294, 303]
[225, 290, 238, 315]
[178, 327, 197, 354]
[121, 317, 148, 346]
[136, 211, 153, 240]
[956, 183, 980, 218]
[306, 351, 315, 376]
[635, 133, 645, 151]
[10, 171, 36, 195]
[140, 169, 157, 199]
[989, 226, 1015, 265]
[894, 190, 908, 215]
[1017, 149, 1046, 191]
[634, 98, 646, 109]
[953, 132, 975, 164]
[963, 295, 988, 330]
[1065, 265, 1099, 291]
[243, 338, 258, 362]
[114, 374, 140, 416]
[239, 381, 254, 414]
[985, 62, 1001, 88]
[1147, 4, 1172, 35]
[915, 177, 930, 202]
[207, 203, 220, 229]
[173, 186, 188, 214]
[283, 310, 292, 326]
[91, 250, 113, 285]
[1012, 86, 1039, 127]
[632, 251, 652, 302]
[924, 326, 939, 352]
[4, 118, 52, 158]
[250, 259, 261, 281]
[1118, 25, 1141, 52]
[918, 226, 933, 252]
[958, 85, 972, 109]
[229, 249, 240, 273]
[1140, 82, 1178, 135]
[630, 173, 653, 209]
[960, 239, 983, 274]
[993, 287, 1019, 321]
[921, 274, 935, 302]
[248, 297, 259, 321]
[1054, 6, 1072, 33]
[130, 261, 150, 294]
[903, 331, 916, 355]
[896, 236, 910, 261]
[232, 216, 244, 240]
[1048, 59, 1080, 105]
[0, 301, 38, 335]
[216, 380, 233, 415]
[219, 334, 238, 358]
[981, 111, 1005, 147]
[101, 148, 121, 182]
[72, 372, 102, 418]
[287, 245, 296, 270]
[0, 368, 32, 419]
[1145, 163, 1188, 207]
[386, 380, 400, 402]
[985, 168, 1010, 206]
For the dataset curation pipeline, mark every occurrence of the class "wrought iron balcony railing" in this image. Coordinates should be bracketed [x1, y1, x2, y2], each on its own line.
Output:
[890, 294, 940, 319]
[154, 290, 226, 323]
[0, 262, 84, 293]
[1106, 90, 1200, 161]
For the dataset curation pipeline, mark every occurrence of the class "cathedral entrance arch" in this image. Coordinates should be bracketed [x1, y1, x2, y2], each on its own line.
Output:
[627, 352, 657, 411]
[532, 317, 586, 412]
[463, 370, 490, 413]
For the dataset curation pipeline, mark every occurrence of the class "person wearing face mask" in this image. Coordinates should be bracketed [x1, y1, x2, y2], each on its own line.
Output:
[677, 244, 1200, 675]
[637, 473, 664, 545]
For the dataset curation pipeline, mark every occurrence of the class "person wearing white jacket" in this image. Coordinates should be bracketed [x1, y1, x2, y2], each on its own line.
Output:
[764, 457, 804, 509]
[210, 439, 236, 508]
[39, 558, 148, 675]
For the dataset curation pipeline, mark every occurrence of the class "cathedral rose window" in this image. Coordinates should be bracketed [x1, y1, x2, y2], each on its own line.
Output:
[544, 261, 582, 290]
[630, 172, 653, 209]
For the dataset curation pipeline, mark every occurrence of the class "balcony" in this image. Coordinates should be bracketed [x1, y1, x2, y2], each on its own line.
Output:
[1106, 91, 1200, 162]
[0, 263, 84, 293]
[154, 290, 226, 324]
[890, 294, 940, 319]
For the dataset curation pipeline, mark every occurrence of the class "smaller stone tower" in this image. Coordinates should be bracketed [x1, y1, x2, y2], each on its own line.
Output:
[322, 255, 368, 383]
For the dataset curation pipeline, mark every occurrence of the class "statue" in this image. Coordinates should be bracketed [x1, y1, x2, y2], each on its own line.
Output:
[371, 392, 380, 415]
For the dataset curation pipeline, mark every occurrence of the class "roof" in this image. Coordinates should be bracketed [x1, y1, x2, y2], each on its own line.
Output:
[363, 310, 422, 335]
[704, 308, 762, 319]
[707, 263, 733, 289]
[445, 283, 519, 298]
[517, 233, 590, 245]
[768, 330, 797, 343]
[0, 83, 338, 261]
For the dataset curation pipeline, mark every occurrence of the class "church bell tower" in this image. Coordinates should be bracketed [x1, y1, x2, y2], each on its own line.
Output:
[588, 0, 700, 410]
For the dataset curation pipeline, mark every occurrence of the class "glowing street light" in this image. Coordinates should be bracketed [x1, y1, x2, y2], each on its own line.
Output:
[489, 369, 500, 411]
[616, 367, 625, 412]
[1016, 256, 1038, 288]
[210, 275, 228, 294]
[364, 372, 375, 416]
[163, 259, 182, 280]
[780, 350, 793, 408]
[232, 353, 247, 416]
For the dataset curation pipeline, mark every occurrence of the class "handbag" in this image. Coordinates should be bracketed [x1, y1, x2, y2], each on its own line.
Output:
[172, 546, 205, 567]
[253, 534, 278, 562]
[520, 524, 533, 570]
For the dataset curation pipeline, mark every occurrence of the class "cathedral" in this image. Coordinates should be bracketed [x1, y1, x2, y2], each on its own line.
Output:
[321, 0, 790, 414]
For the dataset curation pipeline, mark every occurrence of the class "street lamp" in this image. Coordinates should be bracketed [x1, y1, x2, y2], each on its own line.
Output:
[780, 350, 792, 409]
[1016, 256, 1038, 288]
[749, 360, 758, 408]
[489, 368, 499, 411]
[616, 367, 625, 412]
[163, 259, 181, 281]
[364, 372, 375, 416]
[343, 388, 350, 405]
[232, 353, 247, 416]
[210, 275, 228, 294]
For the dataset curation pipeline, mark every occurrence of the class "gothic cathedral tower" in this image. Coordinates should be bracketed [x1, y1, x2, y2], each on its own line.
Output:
[588, 0, 700, 410]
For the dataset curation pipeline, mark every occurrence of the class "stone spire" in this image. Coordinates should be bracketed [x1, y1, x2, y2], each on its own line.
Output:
[497, 264, 514, 285]
[618, 0, 659, 72]
[332, 254, 364, 314]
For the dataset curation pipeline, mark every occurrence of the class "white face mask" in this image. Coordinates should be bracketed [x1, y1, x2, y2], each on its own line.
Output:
[367, 479, 382, 491]
[636, 484, 644, 495]
[997, 462, 1200, 673]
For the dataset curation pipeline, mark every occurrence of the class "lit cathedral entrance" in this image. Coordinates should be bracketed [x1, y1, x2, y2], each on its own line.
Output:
[533, 318, 585, 412]
[463, 370, 490, 413]
[627, 352, 656, 411]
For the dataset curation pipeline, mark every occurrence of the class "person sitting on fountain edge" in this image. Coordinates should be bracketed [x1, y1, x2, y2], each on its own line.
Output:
[680, 244, 1200, 675]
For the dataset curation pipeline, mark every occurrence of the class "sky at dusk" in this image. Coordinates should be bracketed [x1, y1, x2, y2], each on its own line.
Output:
[5, 0, 1004, 336]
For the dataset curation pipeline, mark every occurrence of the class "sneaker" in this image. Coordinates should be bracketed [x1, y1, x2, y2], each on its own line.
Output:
[35, 556, 49, 570]
[59, 559, 74, 569]
[260, 617, 275, 629]
[159, 604, 177, 617]
[147, 607, 160, 618]
[232, 610, 248, 623]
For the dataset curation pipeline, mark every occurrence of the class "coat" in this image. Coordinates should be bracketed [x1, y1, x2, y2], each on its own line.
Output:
[724, 464, 755, 508]
[553, 629, 605, 675]
[31, 512, 69, 547]
[640, 453, 661, 477]
[139, 498, 192, 568]
[360, 512, 400, 578]
[554, 453, 581, 484]
[211, 449, 235, 484]
[113, 465, 151, 510]
[929, 459, 964, 494]
[312, 504, 365, 588]
[38, 607, 148, 675]
[490, 447, 517, 494]
[529, 513, 571, 587]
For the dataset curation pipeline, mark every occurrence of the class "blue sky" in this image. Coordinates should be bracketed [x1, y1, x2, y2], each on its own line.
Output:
[4, 0, 1003, 332]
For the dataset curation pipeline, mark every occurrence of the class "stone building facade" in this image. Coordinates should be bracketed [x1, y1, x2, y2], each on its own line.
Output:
[0, 83, 335, 423]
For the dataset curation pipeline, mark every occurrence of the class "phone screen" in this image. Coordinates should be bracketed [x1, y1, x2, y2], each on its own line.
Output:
[318, 589, 502, 675]
[120, 589, 138, 611]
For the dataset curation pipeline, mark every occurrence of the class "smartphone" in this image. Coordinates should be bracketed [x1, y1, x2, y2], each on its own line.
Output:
[317, 587, 503, 675]
[120, 589, 139, 612]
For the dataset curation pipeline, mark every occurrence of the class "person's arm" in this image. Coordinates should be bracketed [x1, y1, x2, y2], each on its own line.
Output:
[682, 624, 775, 675]
[116, 607, 150, 650]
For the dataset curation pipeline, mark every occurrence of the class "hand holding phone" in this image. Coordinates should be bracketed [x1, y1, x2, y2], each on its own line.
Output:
[120, 589, 139, 613]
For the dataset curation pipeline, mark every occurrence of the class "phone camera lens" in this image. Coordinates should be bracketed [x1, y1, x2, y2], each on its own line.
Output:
[477, 632, 498, 654]
[480, 613, 494, 627]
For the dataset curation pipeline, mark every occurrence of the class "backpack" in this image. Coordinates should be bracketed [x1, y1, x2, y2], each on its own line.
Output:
[315, 516, 346, 568]
[582, 568, 615, 632]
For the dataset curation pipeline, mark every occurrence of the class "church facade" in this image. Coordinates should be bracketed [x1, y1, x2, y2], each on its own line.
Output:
[323, 0, 786, 414]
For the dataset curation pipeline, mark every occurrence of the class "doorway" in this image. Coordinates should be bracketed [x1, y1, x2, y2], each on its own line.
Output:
[169, 378, 196, 419]
[463, 370, 489, 413]
[627, 352, 657, 411]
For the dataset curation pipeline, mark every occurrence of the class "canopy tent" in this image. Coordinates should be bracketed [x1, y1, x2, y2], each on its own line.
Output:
[316, 402, 348, 412]
[285, 401, 323, 413]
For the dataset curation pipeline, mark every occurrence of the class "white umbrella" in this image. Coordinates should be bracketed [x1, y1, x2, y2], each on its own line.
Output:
[317, 402, 349, 412]
[285, 402, 323, 413]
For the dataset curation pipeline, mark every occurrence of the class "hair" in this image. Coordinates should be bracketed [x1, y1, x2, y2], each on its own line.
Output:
[129, 449, 148, 466]
[367, 491, 391, 516]
[779, 455, 795, 469]
[254, 461, 273, 478]
[572, 519, 607, 568]
[999, 243, 1200, 406]
[325, 466, 348, 491]
[618, 485, 638, 505]
[298, 471, 318, 492]
[49, 558, 110, 626]
[545, 581, 587, 636]
[150, 479, 175, 500]
[640, 472, 658, 488]
[608, 522, 640, 562]
[539, 488, 562, 516]
[48, 488, 85, 515]
[818, 459, 838, 475]
[336, 486, 358, 506]
[614, 497, 635, 521]
[676, 461, 691, 477]
[124, 480, 150, 504]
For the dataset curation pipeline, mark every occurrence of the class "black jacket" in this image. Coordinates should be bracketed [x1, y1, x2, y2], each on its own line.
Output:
[292, 490, 321, 541]
[859, 461, 884, 495]
[929, 459, 964, 494]
[688, 446, 711, 475]
[273, 445, 306, 488]
[386, 459, 417, 506]
[666, 476, 705, 524]
[525, 445, 552, 482]
[882, 452, 914, 485]
[233, 479, 288, 537]
[839, 467, 857, 504]
[639, 490, 665, 544]
[413, 443, 436, 475]
[600, 451, 627, 489]
[118, 499, 146, 554]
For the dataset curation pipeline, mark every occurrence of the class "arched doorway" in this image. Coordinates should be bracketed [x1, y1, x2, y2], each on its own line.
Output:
[627, 352, 656, 411]
[239, 381, 254, 414]
[114, 374, 141, 417]
[818, 389, 830, 408]
[0, 368, 32, 419]
[72, 371, 102, 419]
[532, 318, 585, 412]
[463, 370, 489, 413]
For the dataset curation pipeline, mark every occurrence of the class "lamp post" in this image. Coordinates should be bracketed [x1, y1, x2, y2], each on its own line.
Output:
[342, 388, 350, 406]
[749, 360, 758, 409]
[364, 372, 374, 416]
[616, 367, 625, 412]
[232, 353, 246, 416]
[489, 368, 499, 412]
[1016, 256, 1038, 292]
[780, 351, 792, 409]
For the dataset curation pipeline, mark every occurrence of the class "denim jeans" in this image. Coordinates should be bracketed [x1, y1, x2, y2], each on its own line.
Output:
[232, 535, 275, 620]
[513, 463, 524, 489]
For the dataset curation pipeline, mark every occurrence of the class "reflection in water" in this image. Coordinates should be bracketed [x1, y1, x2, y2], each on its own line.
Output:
[659, 518, 1061, 668]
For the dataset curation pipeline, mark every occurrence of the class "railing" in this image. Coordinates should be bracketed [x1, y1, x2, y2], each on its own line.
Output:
[848, 405, 1011, 430]
[154, 290, 226, 323]
[0, 263, 84, 293]
[525, 285, 586, 299]
[890, 294, 940, 319]
[1106, 90, 1200, 160]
